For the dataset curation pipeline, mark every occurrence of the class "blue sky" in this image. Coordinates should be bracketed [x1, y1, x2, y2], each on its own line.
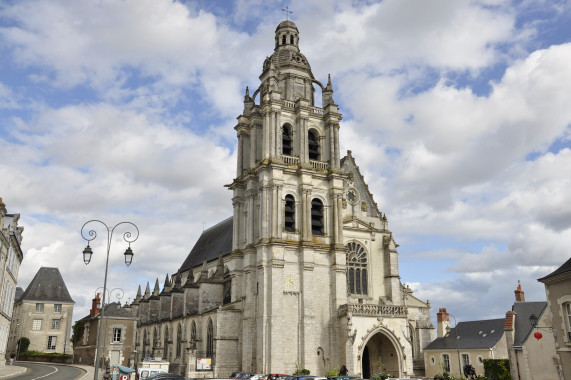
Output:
[1, 0, 571, 327]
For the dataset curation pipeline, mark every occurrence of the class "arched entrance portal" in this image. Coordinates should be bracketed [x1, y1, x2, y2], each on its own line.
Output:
[361, 332, 400, 378]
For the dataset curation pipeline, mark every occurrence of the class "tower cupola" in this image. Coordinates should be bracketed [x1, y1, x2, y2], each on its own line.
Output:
[275, 20, 300, 52]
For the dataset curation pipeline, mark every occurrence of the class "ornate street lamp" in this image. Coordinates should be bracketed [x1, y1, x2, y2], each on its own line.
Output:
[445, 314, 463, 378]
[81, 220, 139, 380]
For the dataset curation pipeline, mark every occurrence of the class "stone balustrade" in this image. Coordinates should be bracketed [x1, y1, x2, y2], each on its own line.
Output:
[339, 303, 408, 317]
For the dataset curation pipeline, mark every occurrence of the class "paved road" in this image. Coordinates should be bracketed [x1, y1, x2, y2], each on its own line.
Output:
[8, 362, 85, 379]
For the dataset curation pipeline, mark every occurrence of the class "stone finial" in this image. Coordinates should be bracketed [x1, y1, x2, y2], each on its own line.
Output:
[136, 285, 142, 301]
[144, 282, 151, 299]
[244, 86, 250, 101]
[326, 74, 333, 91]
[184, 269, 198, 288]
[152, 278, 160, 296]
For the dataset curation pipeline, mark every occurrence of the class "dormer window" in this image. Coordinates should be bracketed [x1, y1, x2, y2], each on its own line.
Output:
[308, 130, 319, 160]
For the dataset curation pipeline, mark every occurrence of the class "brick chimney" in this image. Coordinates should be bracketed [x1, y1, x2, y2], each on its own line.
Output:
[514, 280, 525, 302]
[436, 308, 450, 338]
[505, 310, 515, 330]
[90, 293, 101, 317]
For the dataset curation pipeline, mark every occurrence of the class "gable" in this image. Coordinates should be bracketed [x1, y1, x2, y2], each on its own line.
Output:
[341, 151, 382, 219]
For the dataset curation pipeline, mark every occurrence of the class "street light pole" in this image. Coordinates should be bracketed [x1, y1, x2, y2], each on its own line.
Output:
[81, 220, 138, 380]
[446, 314, 463, 378]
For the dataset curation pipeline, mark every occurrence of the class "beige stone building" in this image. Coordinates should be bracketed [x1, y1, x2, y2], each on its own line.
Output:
[8, 267, 74, 355]
[424, 308, 508, 378]
[538, 257, 571, 380]
[0, 197, 24, 367]
[127, 20, 433, 378]
[73, 293, 138, 368]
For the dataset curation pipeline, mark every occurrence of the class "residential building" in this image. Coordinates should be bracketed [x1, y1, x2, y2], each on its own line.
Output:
[8, 267, 74, 355]
[127, 19, 434, 378]
[0, 197, 24, 367]
[538, 257, 571, 380]
[73, 293, 137, 368]
[424, 308, 508, 378]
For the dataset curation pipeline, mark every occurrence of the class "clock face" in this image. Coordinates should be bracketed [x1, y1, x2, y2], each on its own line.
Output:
[285, 274, 298, 290]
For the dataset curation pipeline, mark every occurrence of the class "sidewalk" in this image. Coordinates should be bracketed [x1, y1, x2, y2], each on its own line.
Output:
[0, 361, 96, 379]
[0, 362, 26, 379]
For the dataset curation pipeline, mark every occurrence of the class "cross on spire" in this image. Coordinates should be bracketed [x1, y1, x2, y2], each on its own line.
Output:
[282, 5, 293, 21]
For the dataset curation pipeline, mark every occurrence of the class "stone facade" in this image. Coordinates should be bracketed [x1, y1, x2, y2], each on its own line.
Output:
[8, 267, 74, 355]
[0, 197, 24, 367]
[538, 257, 571, 380]
[127, 20, 433, 378]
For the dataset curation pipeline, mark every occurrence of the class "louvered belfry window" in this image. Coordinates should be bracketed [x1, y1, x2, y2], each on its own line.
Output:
[311, 198, 324, 235]
[283, 125, 292, 156]
[347, 241, 368, 295]
[285, 195, 295, 232]
[308, 130, 319, 160]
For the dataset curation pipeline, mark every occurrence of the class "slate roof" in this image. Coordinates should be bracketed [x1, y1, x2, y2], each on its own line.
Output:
[512, 301, 547, 346]
[424, 318, 505, 350]
[538, 256, 571, 282]
[178, 217, 233, 273]
[14, 287, 24, 302]
[18, 267, 74, 303]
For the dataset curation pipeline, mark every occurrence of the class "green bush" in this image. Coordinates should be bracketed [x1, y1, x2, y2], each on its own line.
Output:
[483, 359, 510, 380]
[18, 337, 30, 353]
[326, 369, 340, 377]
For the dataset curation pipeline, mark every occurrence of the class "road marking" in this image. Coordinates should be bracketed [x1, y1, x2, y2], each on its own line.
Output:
[32, 365, 58, 379]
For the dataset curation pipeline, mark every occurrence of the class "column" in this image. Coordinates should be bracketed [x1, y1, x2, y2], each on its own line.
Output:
[333, 123, 340, 168]
[263, 111, 270, 159]
[237, 132, 243, 177]
[250, 123, 257, 168]
[277, 185, 283, 239]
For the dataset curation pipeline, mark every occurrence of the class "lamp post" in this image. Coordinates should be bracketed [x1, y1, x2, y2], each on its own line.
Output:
[96, 287, 125, 370]
[446, 314, 463, 378]
[81, 220, 139, 380]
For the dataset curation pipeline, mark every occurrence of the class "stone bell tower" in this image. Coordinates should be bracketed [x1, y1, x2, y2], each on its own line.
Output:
[228, 20, 348, 374]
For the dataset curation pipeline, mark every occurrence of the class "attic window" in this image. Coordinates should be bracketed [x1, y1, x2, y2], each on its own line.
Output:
[478, 331, 483, 334]
[491, 330, 495, 333]
[482, 334, 487, 337]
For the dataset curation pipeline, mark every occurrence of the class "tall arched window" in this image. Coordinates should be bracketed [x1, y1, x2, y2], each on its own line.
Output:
[153, 327, 159, 350]
[143, 330, 148, 359]
[176, 324, 182, 358]
[347, 241, 368, 295]
[206, 319, 214, 357]
[290, 35, 294, 44]
[308, 130, 320, 160]
[311, 198, 324, 236]
[282, 125, 292, 156]
[164, 326, 169, 359]
[282, 34, 286, 45]
[191, 321, 197, 343]
[285, 194, 295, 232]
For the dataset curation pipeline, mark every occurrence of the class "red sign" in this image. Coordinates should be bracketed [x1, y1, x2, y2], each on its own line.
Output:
[120, 375, 129, 380]
[534, 332, 542, 341]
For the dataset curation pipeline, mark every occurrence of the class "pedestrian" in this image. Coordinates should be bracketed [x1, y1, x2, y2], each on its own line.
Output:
[9, 352, 15, 365]
[340, 365, 348, 376]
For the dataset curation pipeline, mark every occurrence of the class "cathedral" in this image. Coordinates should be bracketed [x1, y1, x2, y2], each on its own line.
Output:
[127, 20, 434, 378]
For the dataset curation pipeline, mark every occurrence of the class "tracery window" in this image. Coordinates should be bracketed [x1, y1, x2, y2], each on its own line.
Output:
[347, 241, 368, 295]
[164, 326, 169, 359]
[282, 125, 292, 155]
[206, 319, 214, 357]
[191, 321, 197, 343]
[311, 198, 323, 236]
[176, 324, 182, 358]
[308, 130, 320, 160]
[285, 195, 295, 232]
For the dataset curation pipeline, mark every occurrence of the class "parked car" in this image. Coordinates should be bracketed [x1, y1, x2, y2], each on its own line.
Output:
[137, 368, 169, 379]
[239, 373, 256, 379]
[267, 374, 288, 380]
[250, 374, 267, 380]
[148, 374, 187, 380]
[231, 373, 243, 379]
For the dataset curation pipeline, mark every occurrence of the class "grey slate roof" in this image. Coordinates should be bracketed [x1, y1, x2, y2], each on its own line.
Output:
[178, 217, 232, 273]
[512, 301, 547, 346]
[538, 256, 571, 282]
[18, 267, 74, 303]
[424, 318, 505, 350]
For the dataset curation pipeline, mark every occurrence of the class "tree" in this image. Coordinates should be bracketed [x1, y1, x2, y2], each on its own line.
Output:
[18, 337, 30, 353]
